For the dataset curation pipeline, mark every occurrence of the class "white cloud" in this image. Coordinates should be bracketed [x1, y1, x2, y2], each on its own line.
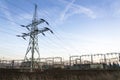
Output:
[59, 0, 96, 21]
[60, 0, 76, 21]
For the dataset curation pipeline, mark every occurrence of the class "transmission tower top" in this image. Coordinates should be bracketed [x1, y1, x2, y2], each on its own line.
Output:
[33, 4, 37, 20]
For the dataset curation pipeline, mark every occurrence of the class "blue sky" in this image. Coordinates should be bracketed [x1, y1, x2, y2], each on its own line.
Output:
[0, 0, 120, 60]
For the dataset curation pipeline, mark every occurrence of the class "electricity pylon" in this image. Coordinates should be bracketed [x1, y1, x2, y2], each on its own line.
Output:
[17, 5, 53, 71]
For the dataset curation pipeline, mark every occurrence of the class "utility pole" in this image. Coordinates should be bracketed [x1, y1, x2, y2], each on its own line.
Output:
[17, 4, 53, 71]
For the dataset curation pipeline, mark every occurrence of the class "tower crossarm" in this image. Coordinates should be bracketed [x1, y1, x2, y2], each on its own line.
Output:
[37, 27, 53, 35]
[16, 33, 29, 40]
[21, 19, 49, 31]
[17, 27, 53, 40]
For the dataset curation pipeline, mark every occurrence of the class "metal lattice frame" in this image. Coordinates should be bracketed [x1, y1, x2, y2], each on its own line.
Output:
[17, 5, 53, 71]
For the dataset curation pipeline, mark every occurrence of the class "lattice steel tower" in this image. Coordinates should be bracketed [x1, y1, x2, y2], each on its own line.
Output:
[17, 5, 53, 71]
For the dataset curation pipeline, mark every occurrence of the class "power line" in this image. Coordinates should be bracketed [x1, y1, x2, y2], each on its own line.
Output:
[0, 33, 60, 59]
[45, 36, 72, 53]
[0, 14, 30, 33]
[0, 2, 58, 60]
[3, 0, 58, 48]
[0, 28, 16, 36]
[16, 5, 54, 70]
[0, 23, 21, 33]
[0, 15, 21, 25]
[1, 0, 80, 57]
[0, 5, 31, 22]
[49, 25, 81, 53]
[0, 13, 58, 58]
[26, 1, 79, 54]
[0, 15, 25, 33]
[5, 0, 33, 15]
[28, 1, 81, 54]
